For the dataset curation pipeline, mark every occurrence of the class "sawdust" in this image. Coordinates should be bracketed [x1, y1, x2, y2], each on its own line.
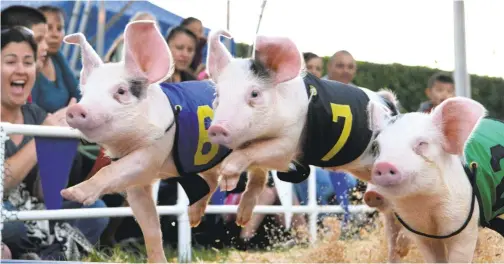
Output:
[201, 218, 504, 263]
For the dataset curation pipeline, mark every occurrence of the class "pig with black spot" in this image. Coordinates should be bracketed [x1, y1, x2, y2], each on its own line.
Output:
[204, 30, 401, 231]
[59, 21, 267, 263]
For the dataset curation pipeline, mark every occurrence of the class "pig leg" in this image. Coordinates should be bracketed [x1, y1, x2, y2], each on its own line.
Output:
[395, 228, 411, 258]
[126, 184, 167, 263]
[413, 237, 447, 262]
[61, 142, 170, 205]
[364, 188, 409, 262]
[382, 210, 409, 262]
[240, 183, 277, 239]
[220, 138, 297, 179]
[188, 169, 220, 227]
[236, 167, 268, 227]
[445, 229, 478, 262]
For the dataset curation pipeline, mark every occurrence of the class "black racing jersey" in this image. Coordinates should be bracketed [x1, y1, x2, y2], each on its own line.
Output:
[300, 73, 373, 168]
[277, 73, 397, 183]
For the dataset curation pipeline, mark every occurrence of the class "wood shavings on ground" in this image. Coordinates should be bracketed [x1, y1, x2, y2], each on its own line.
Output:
[85, 217, 504, 263]
[201, 219, 504, 263]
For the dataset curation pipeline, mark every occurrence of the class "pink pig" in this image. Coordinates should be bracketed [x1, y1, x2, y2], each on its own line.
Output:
[364, 183, 411, 262]
[366, 96, 501, 262]
[59, 21, 267, 263]
[205, 30, 400, 194]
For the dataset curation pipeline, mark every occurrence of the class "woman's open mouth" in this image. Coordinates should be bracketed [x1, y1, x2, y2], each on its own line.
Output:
[39, 54, 48, 63]
[11, 80, 26, 96]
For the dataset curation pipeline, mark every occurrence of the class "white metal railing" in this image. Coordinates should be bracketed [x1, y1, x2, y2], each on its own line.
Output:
[0, 122, 375, 262]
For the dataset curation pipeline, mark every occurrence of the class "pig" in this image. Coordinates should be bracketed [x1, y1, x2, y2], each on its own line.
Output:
[364, 184, 411, 262]
[204, 30, 400, 223]
[366, 96, 503, 262]
[59, 21, 267, 263]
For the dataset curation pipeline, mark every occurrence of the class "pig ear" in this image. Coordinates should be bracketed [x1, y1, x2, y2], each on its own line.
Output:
[63, 33, 102, 86]
[254, 35, 302, 84]
[123, 20, 174, 84]
[206, 29, 233, 81]
[431, 97, 487, 155]
[367, 100, 391, 132]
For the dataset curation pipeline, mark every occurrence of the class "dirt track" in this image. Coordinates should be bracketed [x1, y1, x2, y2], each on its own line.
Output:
[215, 220, 504, 263]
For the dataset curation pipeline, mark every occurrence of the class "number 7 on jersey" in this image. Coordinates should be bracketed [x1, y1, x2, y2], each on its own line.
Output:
[321, 103, 353, 162]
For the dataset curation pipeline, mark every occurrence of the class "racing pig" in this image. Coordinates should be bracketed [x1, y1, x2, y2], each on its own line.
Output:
[205, 29, 399, 193]
[60, 21, 267, 263]
[367, 97, 500, 262]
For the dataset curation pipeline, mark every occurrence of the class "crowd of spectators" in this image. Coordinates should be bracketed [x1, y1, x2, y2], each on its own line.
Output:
[0, 4, 457, 261]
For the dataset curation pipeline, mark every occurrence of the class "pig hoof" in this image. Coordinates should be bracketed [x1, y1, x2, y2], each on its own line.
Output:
[236, 196, 257, 227]
[188, 211, 202, 227]
[188, 202, 207, 227]
[61, 186, 99, 206]
[190, 219, 201, 228]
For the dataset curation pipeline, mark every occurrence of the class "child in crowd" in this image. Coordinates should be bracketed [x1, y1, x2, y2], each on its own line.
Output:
[417, 72, 456, 113]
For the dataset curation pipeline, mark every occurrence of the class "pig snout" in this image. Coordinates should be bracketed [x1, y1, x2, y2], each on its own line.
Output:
[364, 190, 384, 208]
[372, 162, 403, 187]
[66, 104, 93, 130]
[208, 124, 231, 146]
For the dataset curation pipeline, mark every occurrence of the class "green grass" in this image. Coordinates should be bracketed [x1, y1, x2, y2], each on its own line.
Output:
[82, 244, 233, 263]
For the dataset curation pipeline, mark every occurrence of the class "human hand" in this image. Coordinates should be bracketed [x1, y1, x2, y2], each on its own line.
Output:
[43, 98, 77, 126]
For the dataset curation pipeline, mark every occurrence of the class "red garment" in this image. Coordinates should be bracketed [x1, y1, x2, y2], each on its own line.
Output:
[85, 147, 111, 180]
[223, 193, 242, 222]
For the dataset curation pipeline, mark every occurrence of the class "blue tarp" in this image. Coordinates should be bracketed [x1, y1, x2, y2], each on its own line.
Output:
[1, 0, 235, 71]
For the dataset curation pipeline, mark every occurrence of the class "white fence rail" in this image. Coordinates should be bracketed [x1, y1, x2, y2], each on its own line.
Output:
[0, 122, 375, 262]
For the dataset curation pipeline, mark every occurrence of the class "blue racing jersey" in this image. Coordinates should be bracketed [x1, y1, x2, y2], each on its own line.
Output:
[160, 81, 231, 175]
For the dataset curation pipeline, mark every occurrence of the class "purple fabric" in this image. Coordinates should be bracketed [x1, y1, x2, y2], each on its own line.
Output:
[34, 137, 79, 210]
[210, 187, 226, 205]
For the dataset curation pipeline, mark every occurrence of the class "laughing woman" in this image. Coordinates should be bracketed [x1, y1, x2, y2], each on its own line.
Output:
[1, 26, 109, 261]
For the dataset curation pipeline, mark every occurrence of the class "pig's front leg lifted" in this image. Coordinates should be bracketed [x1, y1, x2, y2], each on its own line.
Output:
[61, 141, 170, 205]
[188, 169, 220, 227]
[126, 184, 167, 263]
[220, 137, 297, 178]
[236, 167, 268, 227]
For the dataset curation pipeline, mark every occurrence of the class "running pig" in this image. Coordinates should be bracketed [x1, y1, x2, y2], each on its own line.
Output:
[205, 29, 399, 193]
[60, 21, 267, 263]
[367, 96, 500, 262]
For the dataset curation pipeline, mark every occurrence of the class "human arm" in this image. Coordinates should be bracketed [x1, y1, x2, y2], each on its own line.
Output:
[3, 105, 63, 191]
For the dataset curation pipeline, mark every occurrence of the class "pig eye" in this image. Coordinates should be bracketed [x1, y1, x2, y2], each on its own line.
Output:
[370, 140, 380, 157]
[117, 88, 126, 95]
[414, 140, 429, 155]
[250, 90, 260, 98]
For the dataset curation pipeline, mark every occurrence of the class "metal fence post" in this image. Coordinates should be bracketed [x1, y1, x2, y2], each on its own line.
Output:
[0, 127, 9, 259]
[308, 166, 318, 244]
[177, 184, 192, 263]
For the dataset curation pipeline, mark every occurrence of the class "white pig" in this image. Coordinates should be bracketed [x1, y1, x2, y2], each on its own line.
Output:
[364, 183, 411, 262]
[367, 96, 503, 262]
[204, 30, 400, 214]
[59, 21, 267, 263]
